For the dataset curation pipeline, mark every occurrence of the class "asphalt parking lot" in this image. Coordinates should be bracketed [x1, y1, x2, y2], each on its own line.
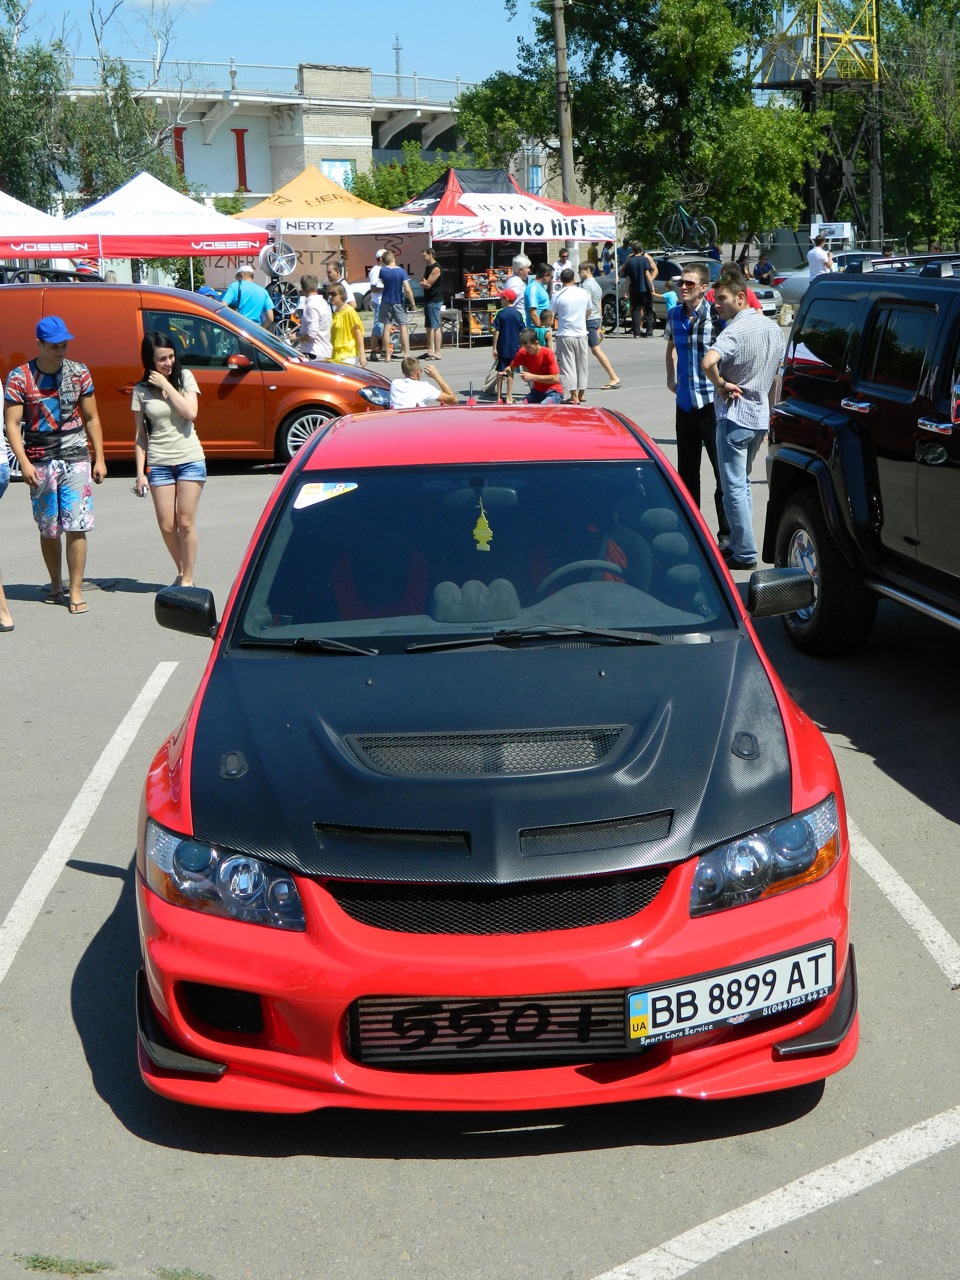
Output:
[1, 329, 959, 1280]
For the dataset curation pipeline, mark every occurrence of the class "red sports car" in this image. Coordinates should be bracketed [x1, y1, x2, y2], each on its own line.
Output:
[136, 404, 857, 1113]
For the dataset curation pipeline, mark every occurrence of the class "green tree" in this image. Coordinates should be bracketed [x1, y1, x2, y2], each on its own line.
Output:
[0, 0, 70, 209]
[348, 139, 474, 208]
[456, 69, 557, 167]
[458, 0, 821, 240]
[63, 56, 183, 211]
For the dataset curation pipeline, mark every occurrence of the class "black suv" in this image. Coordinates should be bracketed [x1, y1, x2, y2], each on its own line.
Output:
[764, 264, 960, 654]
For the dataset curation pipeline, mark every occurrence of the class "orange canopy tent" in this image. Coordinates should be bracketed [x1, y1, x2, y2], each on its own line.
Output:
[240, 166, 423, 238]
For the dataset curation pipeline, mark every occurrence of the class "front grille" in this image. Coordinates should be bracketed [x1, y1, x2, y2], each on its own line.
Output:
[348, 726, 626, 776]
[181, 982, 264, 1035]
[324, 867, 669, 934]
[351, 989, 638, 1066]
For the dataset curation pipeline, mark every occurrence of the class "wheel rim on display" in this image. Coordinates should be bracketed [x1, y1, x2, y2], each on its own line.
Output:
[284, 411, 332, 455]
[786, 528, 818, 619]
[259, 242, 298, 277]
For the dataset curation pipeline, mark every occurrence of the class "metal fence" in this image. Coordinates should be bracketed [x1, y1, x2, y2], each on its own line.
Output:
[68, 58, 474, 103]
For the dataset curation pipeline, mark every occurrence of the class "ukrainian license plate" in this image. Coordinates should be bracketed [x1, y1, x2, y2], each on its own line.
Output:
[626, 942, 835, 1046]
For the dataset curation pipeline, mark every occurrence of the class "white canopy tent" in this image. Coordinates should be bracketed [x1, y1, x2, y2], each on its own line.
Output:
[61, 172, 268, 257]
[0, 189, 95, 259]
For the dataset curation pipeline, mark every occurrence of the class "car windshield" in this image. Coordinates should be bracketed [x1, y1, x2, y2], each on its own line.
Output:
[232, 462, 735, 652]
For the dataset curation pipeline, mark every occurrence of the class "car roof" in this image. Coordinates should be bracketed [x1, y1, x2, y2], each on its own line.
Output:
[300, 405, 652, 470]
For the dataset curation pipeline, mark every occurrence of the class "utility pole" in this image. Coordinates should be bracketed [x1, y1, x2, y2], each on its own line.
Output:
[551, 0, 578, 257]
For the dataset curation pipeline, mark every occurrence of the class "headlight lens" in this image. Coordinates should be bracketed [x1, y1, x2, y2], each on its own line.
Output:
[358, 386, 390, 408]
[690, 795, 840, 916]
[143, 819, 305, 930]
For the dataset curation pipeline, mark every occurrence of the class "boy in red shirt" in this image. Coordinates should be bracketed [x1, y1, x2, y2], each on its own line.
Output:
[510, 329, 565, 404]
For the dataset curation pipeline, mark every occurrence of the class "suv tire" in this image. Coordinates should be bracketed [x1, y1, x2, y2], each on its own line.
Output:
[775, 489, 877, 655]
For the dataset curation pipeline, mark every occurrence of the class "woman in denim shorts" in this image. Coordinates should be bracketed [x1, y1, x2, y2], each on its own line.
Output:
[132, 332, 206, 587]
[0, 459, 13, 631]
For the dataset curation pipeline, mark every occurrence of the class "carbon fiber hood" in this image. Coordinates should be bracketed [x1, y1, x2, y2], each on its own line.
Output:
[188, 636, 791, 882]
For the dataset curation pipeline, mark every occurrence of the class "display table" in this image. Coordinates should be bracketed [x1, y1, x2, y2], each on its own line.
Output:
[454, 296, 498, 347]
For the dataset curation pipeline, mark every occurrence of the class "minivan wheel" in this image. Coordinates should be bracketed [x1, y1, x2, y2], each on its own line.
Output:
[276, 407, 337, 463]
[775, 489, 877, 655]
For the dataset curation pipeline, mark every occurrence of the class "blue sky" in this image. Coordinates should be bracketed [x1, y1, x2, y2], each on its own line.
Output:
[26, 0, 534, 89]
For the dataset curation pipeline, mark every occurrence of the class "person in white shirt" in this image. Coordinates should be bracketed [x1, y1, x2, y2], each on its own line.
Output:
[807, 234, 833, 279]
[552, 267, 591, 403]
[578, 262, 621, 389]
[551, 246, 572, 293]
[389, 356, 457, 409]
[504, 254, 531, 314]
[297, 273, 332, 361]
[368, 249, 386, 361]
[325, 263, 356, 306]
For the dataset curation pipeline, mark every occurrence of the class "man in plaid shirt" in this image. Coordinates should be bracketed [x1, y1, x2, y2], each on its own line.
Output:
[702, 274, 785, 570]
[664, 262, 730, 548]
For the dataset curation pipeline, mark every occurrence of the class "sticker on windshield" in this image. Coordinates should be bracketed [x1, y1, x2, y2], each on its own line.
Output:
[294, 481, 358, 509]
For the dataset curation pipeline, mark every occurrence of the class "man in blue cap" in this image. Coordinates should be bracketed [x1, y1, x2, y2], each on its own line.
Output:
[3, 316, 106, 614]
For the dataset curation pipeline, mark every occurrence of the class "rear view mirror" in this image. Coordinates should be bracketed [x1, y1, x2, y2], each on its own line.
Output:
[155, 585, 219, 638]
[746, 567, 814, 620]
[227, 353, 253, 372]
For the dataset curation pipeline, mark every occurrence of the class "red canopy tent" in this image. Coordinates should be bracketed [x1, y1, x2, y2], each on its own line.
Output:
[397, 169, 616, 243]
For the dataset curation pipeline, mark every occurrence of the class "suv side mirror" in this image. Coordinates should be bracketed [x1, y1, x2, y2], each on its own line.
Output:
[155, 585, 219, 638]
[227, 353, 253, 372]
[746, 567, 814, 619]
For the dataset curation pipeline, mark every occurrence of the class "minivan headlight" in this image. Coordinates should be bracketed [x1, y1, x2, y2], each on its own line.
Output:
[689, 796, 840, 916]
[359, 386, 390, 408]
[143, 818, 305, 930]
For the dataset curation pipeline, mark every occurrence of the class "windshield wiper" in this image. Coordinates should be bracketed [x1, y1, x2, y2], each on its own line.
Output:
[406, 626, 712, 653]
[236, 636, 378, 656]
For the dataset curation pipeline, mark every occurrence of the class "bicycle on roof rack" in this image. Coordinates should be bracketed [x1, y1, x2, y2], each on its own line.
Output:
[657, 200, 718, 253]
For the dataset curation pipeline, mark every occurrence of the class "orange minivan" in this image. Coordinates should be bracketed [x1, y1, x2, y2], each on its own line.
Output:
[0, 283, 390, 466]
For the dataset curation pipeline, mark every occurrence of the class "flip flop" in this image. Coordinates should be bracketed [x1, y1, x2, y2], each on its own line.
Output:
[43, 589, 64, 605]
[68, 600, 89, 615]
[601, 381, 622, 390]
[0, 622, 13, 633]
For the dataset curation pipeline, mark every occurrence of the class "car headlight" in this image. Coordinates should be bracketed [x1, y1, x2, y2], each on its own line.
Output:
[143, 818, 305, 930]
[358, 386, 390, 408]
[689, 796, 840, 917]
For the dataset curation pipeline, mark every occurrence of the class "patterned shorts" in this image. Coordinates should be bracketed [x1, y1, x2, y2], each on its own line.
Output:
[30, 457, 94, 539]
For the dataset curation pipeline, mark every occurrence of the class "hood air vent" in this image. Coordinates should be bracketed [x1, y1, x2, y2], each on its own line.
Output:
[348, 726, 626, 776]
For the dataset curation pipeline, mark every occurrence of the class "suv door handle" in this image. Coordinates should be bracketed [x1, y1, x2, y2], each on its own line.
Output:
[841, 399, 876, 414]
[917, 417, 953, 435]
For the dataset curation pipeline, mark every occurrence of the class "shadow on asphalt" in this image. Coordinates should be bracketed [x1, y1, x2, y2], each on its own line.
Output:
[69, 856, 825, 1161]
[753, 597, 960, 828]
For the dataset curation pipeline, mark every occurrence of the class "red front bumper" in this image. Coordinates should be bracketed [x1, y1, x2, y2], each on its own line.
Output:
[135, 855, 857, 1114]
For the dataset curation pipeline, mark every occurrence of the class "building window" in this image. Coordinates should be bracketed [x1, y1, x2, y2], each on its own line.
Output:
[528, 164, 543, 194]
[320, 159, 355, 189]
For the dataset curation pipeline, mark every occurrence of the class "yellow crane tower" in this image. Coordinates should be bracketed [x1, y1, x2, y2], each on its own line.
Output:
[760, 0, 883, 248]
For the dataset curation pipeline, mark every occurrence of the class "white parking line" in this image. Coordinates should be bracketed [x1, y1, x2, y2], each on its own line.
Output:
[0, 661, 177, 988]
[590, 815, 960, 1279]
[591, 1104, 960, 1279]
[847, 816, 960, 987]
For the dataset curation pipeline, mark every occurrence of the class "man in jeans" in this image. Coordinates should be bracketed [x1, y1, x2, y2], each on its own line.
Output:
[4, 316, 107, 613]
[664, 261, 729, 548]
[701, 277, 785, 570]
[420, 246, 444, 359]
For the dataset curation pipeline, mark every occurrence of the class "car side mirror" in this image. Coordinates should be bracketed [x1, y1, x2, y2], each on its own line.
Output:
[746, 567, 814, 619]
[155, 585, 219, 638]
[227, 353, 253, 372]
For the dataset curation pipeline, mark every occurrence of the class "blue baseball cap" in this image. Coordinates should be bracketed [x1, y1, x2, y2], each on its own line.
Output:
[37, 316, 74, 344]
[197, 285, 219, 298]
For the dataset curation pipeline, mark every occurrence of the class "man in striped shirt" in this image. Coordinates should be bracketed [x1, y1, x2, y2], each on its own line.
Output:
[664, 261, 730, 548]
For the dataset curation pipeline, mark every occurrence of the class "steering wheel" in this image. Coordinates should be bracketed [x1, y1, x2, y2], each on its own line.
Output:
[536, 560, 623, 597]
